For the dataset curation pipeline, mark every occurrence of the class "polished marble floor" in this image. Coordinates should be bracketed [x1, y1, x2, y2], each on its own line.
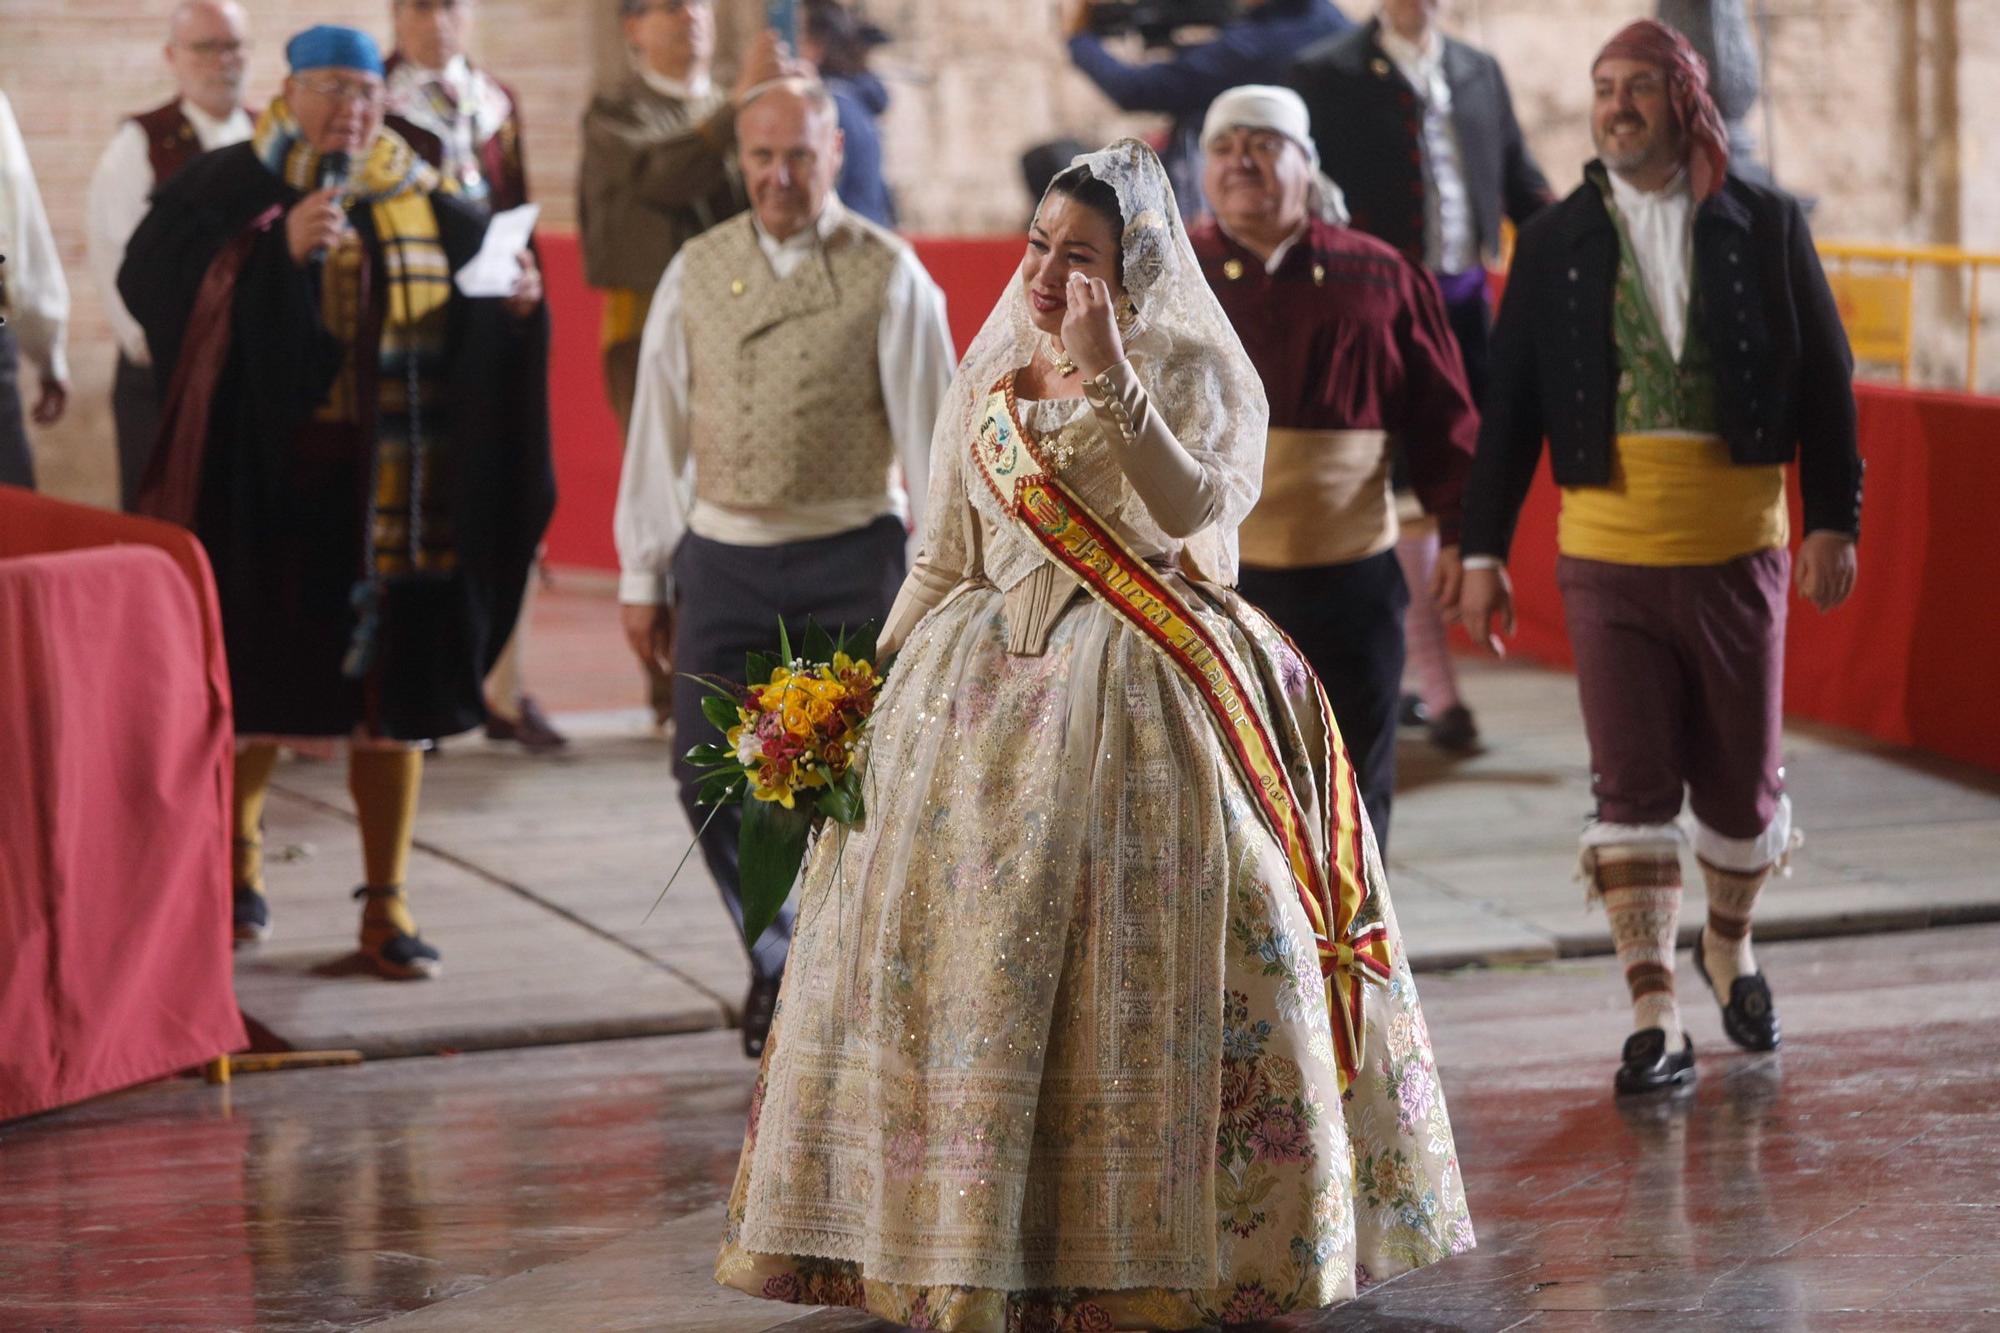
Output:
[5, 924, 1998, 1331]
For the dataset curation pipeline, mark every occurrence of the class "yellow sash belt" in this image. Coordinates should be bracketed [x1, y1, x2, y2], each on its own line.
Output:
[1559, 432, 1788, 566]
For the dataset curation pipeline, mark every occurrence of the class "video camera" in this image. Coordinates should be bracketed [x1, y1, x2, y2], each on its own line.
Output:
[1083, 0, 1239, 49]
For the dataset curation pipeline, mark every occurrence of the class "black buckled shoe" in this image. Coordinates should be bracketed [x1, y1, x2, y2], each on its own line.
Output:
[233, 884, 272, 944]
[1398, 693, 1431, 728]
[1694, 930, 1782, 1052]
[1615, 1028, 1696, 1096]
[742, 975, 780, 1059]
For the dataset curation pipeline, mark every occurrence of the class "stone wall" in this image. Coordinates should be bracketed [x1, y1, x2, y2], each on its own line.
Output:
[1, 0, 1988, 502]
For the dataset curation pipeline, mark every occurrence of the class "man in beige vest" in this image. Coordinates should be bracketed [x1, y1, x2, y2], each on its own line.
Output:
[614, 79, 953, 1057]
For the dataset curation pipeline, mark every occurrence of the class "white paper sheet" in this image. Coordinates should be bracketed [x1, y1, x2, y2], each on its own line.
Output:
[453, 202, 541, 298]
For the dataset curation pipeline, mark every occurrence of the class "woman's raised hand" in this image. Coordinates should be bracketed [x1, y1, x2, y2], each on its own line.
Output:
[1059, 271, 1124, 379]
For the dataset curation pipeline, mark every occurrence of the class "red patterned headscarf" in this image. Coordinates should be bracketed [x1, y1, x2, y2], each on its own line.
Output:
[1593, 19, 1729, 200]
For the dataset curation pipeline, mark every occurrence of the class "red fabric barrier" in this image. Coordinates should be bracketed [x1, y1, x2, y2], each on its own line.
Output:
[537, 234, 1999, 773]
[1487, 386, 2000, 774]
[0, 487, 245, 1122]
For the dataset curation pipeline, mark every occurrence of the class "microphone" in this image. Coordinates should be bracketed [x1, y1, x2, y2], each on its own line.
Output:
[307, 150, 352, 265]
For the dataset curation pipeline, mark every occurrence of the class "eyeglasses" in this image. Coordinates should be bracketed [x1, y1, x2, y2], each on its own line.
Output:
[180, 38, 248, 59]
[292, 75, 386, 107]
[396, 0, 465, 14]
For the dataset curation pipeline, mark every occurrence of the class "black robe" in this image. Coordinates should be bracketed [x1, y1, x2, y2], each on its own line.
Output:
[119, 141, 555, 740]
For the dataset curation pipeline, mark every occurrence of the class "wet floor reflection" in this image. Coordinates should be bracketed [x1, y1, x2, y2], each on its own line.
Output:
[0, 1035, 754, 1329]
[6, 940, 2000, 1330]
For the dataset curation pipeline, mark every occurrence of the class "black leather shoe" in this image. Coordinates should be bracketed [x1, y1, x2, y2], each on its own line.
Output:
[1615, 1028, 1696, 1096]
[1429, 704, 1483, 755]
[485, 694, 569, 753]
[1694, 929, 1782, 1052]
[1398, 693, 1431, 728]
[232, 884, 271, 944]
[742, 975, 780, 1059]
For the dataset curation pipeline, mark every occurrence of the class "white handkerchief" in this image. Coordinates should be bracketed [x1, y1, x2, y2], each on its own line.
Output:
[453, 202, 541, 298]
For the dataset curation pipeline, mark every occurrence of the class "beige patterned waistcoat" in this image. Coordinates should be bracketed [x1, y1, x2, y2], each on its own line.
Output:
[680, 212, 900, 512]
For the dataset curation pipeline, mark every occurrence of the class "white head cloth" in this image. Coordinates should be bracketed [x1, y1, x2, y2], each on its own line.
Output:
[1200, 83, 1351, 226]
[932, 138, 1269, 585]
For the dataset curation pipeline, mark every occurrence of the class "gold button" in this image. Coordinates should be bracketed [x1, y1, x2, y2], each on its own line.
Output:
[1313, 263, 1326, 285]
[730, 278, 746, 296]
[1222, 258, 1244, 281]
[1370, 56, 1391, 76]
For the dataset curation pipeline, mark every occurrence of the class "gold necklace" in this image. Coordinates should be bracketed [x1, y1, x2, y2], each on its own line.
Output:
[1045, 336, 1078, 378]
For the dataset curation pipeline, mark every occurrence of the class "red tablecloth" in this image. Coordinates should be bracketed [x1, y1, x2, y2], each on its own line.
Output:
[0, 488, 244, 1122]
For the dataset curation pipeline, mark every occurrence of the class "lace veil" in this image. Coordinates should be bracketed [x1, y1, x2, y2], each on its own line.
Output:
[934, 138, 1269, 585]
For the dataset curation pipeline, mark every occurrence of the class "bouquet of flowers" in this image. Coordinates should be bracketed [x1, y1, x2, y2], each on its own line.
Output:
[668, 620, 885, 948]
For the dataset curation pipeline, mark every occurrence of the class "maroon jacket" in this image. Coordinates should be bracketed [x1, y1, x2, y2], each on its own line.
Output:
[1190, 216, 1479, 543]
[132, 99, 255, 183]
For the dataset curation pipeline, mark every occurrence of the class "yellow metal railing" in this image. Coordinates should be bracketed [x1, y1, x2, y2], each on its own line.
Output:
[1819, 242, 1999, 392]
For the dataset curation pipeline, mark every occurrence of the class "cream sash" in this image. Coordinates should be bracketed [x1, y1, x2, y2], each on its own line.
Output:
[1238, 427, 1397, 569]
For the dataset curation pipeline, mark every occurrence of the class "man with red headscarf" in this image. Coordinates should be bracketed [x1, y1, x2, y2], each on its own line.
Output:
[1458, 20, 1861, 1098]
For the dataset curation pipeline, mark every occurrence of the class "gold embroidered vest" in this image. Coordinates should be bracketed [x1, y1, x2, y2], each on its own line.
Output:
[680, 213, 900, 513]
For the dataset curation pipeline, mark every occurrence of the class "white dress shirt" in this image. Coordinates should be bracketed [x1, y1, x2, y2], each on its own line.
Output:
[0, 90, 71, 384]
[85, 98, 252, 365]
[1606, 166, 1695, 362]
[1379, 23, 1476, 275]
[638, 66, 714, 102]
[615, 196, 957, 605]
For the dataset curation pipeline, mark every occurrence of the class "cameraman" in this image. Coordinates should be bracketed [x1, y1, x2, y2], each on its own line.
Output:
[1065, 0, 1350, 218]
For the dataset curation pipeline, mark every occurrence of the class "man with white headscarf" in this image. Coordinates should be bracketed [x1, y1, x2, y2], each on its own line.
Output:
[1192, 84, 1476, 853]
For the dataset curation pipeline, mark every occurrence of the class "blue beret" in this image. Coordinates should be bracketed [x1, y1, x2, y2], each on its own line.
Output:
[285, 25, 384, 76]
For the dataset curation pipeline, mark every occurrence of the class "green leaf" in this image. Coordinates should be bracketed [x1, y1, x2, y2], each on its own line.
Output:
[700, 692, 740, 736]
[801, 619, 836, 666]
[818, 785, 857, 825]
[746, 650, 774, 685]
[776, 617, 793, 668]
[697, 770, 746, 806]
[738, 798, 814, 949]
[816, 767, 867, 827]
[843, 620, 880, 669]
[684, 742, 734, 766]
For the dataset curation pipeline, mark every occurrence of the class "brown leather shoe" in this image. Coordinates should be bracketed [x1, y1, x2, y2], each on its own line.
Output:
[486, 694, 569, 752]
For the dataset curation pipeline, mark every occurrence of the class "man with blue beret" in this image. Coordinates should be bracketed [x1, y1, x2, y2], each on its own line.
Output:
[120, 25, 556, 980]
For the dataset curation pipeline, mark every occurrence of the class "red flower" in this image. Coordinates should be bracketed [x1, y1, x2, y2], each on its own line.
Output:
[1247, 1106, 1311, 1163]
[1218, 1282, 1283, 1320]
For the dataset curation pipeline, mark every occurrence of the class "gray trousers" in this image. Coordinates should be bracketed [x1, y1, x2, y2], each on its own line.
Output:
[113, 353, 162, 512]
[670, 515, 907, 982]
[0, 326, 32, 489]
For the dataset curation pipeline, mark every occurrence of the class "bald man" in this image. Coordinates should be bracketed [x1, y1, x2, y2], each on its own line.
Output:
[86, 0, 255, 511]
[614, 79, 954, 1057]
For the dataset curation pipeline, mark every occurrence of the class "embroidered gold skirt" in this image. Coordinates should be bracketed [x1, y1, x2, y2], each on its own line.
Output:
[715, 579, 1472, 1330]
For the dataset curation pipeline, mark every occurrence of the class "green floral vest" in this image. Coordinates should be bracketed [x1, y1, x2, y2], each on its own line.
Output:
[1593, 166, 1720, 435]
